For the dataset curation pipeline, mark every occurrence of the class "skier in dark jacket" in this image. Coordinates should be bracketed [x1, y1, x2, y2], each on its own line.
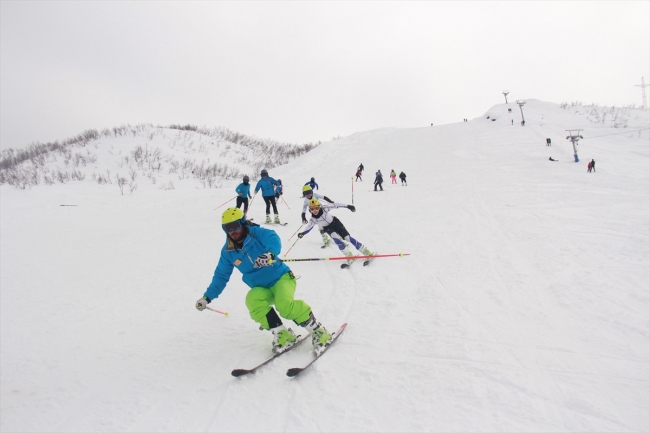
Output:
[399, 171, 407, 186]
[358, 163, 364, 173]
[304, 177, 319, 190]
[374, 170, 384, 191]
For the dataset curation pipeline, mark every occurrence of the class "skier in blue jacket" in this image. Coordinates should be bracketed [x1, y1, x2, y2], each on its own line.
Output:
[195, 207, 333, 354]
[304, 177, 319, 191]
[235, 175, 252, 213]
[254, 169, 281, 224]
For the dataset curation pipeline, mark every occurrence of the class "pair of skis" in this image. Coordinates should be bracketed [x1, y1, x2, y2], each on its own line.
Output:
[231, 323, 347, 378]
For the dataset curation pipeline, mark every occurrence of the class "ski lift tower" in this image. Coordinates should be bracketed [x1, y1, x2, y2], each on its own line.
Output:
[516, 100, 526, 125]
[635, 77, 649, 110]
[565, 129, 583, 162]
[502, 91, 509, 104]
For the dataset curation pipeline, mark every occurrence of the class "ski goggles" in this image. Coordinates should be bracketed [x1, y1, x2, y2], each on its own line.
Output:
[222, 220, 243, 233]
[303, 191, 313, 197]
[308, 205, 320, 212]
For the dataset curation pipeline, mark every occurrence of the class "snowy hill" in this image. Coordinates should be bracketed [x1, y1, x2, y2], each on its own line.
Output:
[1, 100, 649, 432]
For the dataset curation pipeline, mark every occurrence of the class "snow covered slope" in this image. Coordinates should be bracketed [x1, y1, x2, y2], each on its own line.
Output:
[1, 101, 648, 432]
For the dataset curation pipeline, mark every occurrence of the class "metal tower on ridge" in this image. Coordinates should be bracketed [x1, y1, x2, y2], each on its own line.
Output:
[566, 129, 583, 163]
[635, 77, 649, 110]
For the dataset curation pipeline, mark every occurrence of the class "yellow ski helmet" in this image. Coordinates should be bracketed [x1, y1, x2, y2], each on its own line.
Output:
[222, 207, 246, 232]
[302, 185, 313, 196]
[308, 198, 321, 210]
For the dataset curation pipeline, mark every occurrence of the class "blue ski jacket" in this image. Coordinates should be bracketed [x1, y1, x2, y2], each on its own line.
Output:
[255, 177, 279, 197]
[304, 180, 319, 190]
[235, 183, 251, 198]
[203, 225, 290, 301]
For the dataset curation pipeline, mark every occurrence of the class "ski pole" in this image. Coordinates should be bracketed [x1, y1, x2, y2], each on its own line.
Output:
[351, 176, 354, 205]
[213, 196, 237, 211]
[282, 236, 302, 258]
[246, 194, 257, 216]
[206, 306, 230, 317]
[280, 195, 291, 210]
[288, 224, 304, 241]
[271, 253, 410, 264]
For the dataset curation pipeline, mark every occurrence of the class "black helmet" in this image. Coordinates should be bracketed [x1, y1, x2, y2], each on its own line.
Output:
[277, 179, 282, 184]
[243, 175, 249, 183]
[261, 169, 268, 177]
[310, 177, 315, 181]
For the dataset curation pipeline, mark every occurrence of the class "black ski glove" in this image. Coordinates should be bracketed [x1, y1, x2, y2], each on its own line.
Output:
[301, 213, 307, 224]
[347, 205, 356, 212]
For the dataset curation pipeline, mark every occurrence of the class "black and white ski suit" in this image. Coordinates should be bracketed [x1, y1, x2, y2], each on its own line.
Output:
[301, 202, 367, 253]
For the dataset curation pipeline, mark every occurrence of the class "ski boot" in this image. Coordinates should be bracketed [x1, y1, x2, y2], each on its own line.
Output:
[271, 325, 297, 354]
[361, 246, 373, 256]
[342, 246, 355, 265]
[299, 312, 332, 355]
[321, 232, 330, 247]
[274, 215, 281, 224]
[265, 214, 272, 224]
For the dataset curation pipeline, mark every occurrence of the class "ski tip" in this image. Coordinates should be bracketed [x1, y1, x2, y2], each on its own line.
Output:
[340, 264, 350, 269]
[231, 369, 251, 377]
[286, 368, 304, 377]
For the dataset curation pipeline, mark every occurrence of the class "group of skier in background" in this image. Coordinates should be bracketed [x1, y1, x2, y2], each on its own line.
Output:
[355, 163, 407, 191]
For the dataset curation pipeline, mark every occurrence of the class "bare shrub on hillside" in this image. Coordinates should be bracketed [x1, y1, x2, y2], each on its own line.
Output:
[116, 176, 128, 195]
[56, 170, 70, 184]
[70, 169, 85, 181]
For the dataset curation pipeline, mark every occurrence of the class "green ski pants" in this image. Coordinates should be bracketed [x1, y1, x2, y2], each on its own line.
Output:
[245, 272, 312, 330]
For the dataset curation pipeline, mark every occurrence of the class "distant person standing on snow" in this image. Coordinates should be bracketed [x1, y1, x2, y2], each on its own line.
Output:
[399, 171, 407, 186]
[590, 159, 596, 172]
[235, 175, 252, 213]
[374, 170, 384, 191]
[546, 138, 552, 146]
[358, 163, 364, 173]
[355, 169, 362, 182]
[255, 169, 281, 224]
[390, 170, 397, 184]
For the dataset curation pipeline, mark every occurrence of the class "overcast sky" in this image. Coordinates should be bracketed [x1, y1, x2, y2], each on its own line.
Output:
[1, 1, 648, 150]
